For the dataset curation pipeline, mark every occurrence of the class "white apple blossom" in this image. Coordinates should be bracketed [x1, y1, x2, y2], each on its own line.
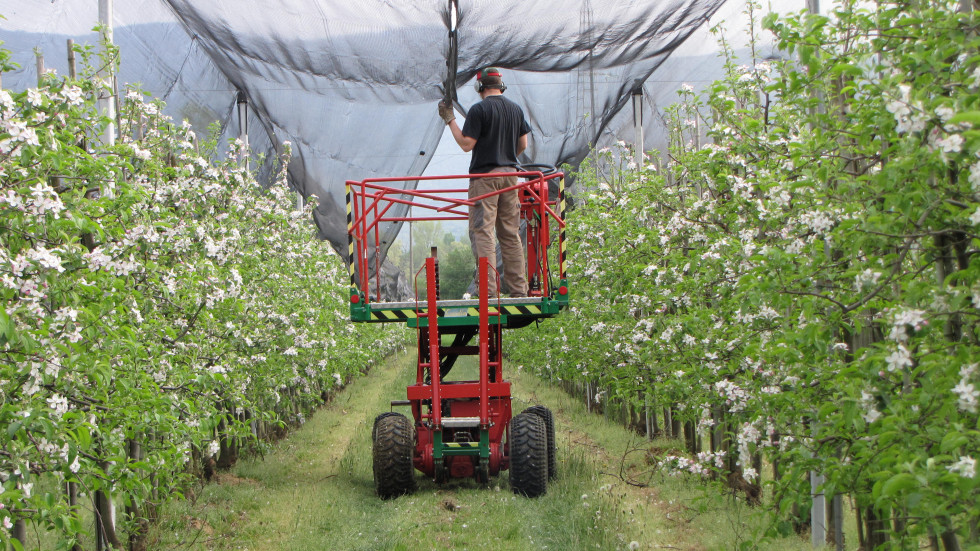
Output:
[131, 144, 152, 160]
[855, 268, 882, 291]
[952, 380, 978, 413]
[26, 88, 44, 106]
[3, 119, 40, 146]
[888, 308, 928, 342]
[968, 163, 980, 194]
[28, 246, 65, 273]
[28, 182, 65, 217]
[885, 344, 913, 372]
[931, 132, 963, 154]
[947, 456, 976, 478]
[885, 86, 911, 117]
[935, 105, 955, 122]
[47, 394, 69, 417]
[0, 190, 24, 210]
[860, 391, 882, 423]
[60, 85, 84, 105]
[0, 89, 14, 113]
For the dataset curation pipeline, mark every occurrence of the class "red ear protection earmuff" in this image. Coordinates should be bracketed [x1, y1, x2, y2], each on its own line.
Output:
[474, 67, 506, 94]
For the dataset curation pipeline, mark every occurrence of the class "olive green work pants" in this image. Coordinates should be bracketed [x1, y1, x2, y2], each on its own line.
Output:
[468, 167, 528, 297]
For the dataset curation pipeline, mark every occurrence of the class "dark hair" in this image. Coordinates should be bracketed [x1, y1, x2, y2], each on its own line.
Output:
[476, 67, 506, 93]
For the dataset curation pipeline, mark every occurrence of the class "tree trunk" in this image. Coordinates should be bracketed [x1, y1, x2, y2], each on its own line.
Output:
[940, 529, 962, 551]
[11, 518, 26, 550]
[650, 400, 660, 437]
[217, 414, 239, 469]
[127, 439, 148, 551]
[864, 506, 890, 551]
[670, 408, 682, 440]
[95, 488, 122, 550]
[67, 481, 82, 551]
[684, 420, 697, 453]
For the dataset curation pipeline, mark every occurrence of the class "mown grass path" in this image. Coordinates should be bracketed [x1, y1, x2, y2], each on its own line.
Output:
[151, 349, 637, 550]
[152, 348, 818, 551]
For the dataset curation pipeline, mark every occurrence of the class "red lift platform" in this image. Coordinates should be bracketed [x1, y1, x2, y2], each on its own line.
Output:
[346, 167, 568, 498]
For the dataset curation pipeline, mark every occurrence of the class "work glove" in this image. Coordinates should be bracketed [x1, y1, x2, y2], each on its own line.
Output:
[438, 101, 455, 125]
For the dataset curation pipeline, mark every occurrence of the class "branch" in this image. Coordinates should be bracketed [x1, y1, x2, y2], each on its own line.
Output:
[162, 300, 206, 345]
[843, 202, 936, 314]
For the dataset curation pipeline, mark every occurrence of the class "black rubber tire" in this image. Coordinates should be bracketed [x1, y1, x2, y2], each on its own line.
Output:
[372, 411, 403, 442]
[509, 412, 548, 497]
[525, 405, 557, 479]
[373, 413, 417, 499]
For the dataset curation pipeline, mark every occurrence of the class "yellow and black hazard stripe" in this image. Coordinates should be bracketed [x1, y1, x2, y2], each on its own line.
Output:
[444, 442, 479, 448]
[346, 183, 358, 292]
[466, 304, 542, 317]
[369, 309, 419, 322]
[559, 177, 567, 280]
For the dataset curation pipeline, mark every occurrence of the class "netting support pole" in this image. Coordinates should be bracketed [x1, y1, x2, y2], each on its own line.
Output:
[830, 494, 844, 550]
[67, 39, 77, 79]
[811, 470, 827, 545]
[631, 82, 643, 169]
[98, 0, 116, 148]
[644, 392, 651, 440]
[805, 0, 827, 533]
[35, 51, 44, 86]
[237, 90, 250, 173]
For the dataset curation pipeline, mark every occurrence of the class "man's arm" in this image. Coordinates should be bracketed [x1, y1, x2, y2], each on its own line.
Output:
[449, 119, 477, 152]
[517, 133, 528, 156]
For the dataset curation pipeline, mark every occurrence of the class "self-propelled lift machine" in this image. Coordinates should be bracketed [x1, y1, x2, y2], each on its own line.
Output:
[346, 166, 568, 498]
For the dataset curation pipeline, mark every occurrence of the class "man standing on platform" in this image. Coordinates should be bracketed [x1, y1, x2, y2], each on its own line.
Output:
[438, 67, 530, 298]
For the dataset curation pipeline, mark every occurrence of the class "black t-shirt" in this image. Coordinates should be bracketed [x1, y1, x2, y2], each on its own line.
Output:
[461, 95, 531, 174]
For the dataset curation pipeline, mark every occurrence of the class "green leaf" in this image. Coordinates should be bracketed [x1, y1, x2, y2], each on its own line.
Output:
[881, 473, 917, 499]
[940, 431, 968, 453]
[830, 62, 863, 77]
[949, 112, 980, 127]
[7, 421, 22, 438]
[75, 425, 92, 449]
[0, 305, 13, 344]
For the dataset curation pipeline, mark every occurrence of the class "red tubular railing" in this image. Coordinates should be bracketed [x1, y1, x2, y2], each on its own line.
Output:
[425, 256, 442, 428]
[478, 256, 491, 426]
[346, 171, 565, 303]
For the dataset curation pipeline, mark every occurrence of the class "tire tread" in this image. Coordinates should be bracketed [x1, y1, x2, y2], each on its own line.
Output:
[525, 405, 557, 479]
[509, 412, 548, 497]
[373, 413, 417, 499]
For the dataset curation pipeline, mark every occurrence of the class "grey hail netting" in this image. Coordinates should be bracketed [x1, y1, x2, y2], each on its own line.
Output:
[0, 0, 798, 287]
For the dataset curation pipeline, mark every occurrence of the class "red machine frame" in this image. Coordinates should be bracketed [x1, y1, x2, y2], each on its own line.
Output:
[348, 169, 567, 491]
